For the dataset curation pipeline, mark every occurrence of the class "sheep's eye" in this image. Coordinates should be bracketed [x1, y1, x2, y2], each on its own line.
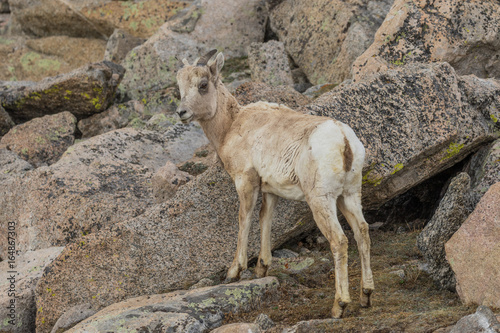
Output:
[199, 81, 208, 90]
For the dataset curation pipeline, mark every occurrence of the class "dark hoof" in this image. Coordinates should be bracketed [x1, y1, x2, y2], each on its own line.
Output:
[360, 288, 373, 308]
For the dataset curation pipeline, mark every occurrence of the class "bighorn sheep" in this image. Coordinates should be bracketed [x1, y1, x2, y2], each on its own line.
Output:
[176, 50, 374, 318]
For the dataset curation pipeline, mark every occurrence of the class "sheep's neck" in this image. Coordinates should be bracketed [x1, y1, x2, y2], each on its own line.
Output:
[198, 81, 239, 154]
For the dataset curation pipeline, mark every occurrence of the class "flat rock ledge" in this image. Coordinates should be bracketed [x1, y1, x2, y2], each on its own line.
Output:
[65, 277, 279, 333]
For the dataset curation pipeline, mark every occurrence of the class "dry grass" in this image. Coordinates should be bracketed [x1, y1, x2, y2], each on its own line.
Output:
[223, 230, 475, 332]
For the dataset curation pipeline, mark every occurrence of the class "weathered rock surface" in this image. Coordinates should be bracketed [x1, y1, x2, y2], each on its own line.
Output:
[416, 173, 472, 291]
[353, 0, 500, 82]
[445, 182, 500, 309]
[65, 278, 278, 333]
[0, 247, 64, 333]
[449, 306, 500, 333]
[247, 41, 294, 86]
[77, 100, 146, 138]
[104, 29, 145, 64]
[303, 83, 338, 99]
[0, 149, 33, 184]
[152, 161, 192, 203]
[0, 36, 107, 82]
[212, 323, 261, 333]
[9, 0, 189, 39]
[34, 163, 313, 333]
[119, 0, 268, 101]
[0, 61, 125, 122]
[269, 0, 393, 85]
[303, 62, 499, 209]
[50, 304, 96, 333]
[0, 126, 207, 259]
[0, 104, 14, 136]
[467, 138, 500, 207]
[283, 318, 341, 333]
[234, 82, 311, 109]
[0, 112, 77, 167]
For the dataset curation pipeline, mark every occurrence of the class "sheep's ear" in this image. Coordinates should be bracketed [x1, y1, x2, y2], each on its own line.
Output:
[209, 53, 224, 80]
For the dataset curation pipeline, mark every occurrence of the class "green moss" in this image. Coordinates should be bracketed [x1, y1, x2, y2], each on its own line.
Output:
[491, 114, 498, 123]
[35, 136, 47, 144]
[0, 37, 15, 45]
[395, 32, 406, 43]
[188, 297, 217, 309]
[391, 51, 412, 66]
[440, 142, 465, 161]
[141, 17, 157, 29]
[391, 163, 404, 175]
[20, 52, 61, 73]
[128, 118, 146, 129]
[20, 148, 29, 155]
[224, 287, 253, 306]
[362, 168, 383, 186]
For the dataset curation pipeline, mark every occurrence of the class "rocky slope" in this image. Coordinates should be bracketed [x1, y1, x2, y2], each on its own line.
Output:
[0, 0, 499, 332]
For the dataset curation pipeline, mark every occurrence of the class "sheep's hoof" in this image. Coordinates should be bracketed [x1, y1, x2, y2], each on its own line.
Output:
[360, 288, 373, 308]
[254, 260, 269, 278]
[222, 277, 239, 284]
[332, 300, 349, 319]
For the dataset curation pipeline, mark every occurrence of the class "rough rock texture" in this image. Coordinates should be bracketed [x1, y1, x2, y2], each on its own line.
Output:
[104, 29, 145, 64]
[0, 149, 33, 184]
[77, 100, 147, 138]
[234, 82, 311, 109]
[303, 83, 338, 99]
[0, 126, 207, 259]
[0, 36, 107, 82]
[269, 0, 393, 85]
[211, 323, 261, 333]
[0, 112, 77, 167]
[416, 173, 472, 291]
[303, 62, 499, 209]
[445, 182, 500, 309]
[0, 104, 14, 136]
[0, 247, 64, 333]
[283, 318, 341, 333]
[152, 161, 192, 203]
[50, 304, 96, 333]
[34, 163, 313, 333]
[247, 41, 294, 86]
[0, 61, 125, 122]
[119, 0, 268, 102]
[65, 278, 278, 333]
[353, 0, 500, 82]
[467, 138, 500, 207]
[25, 36, 107, 71]
[8, 0, 189, 39]
[449, 306, 500, 333]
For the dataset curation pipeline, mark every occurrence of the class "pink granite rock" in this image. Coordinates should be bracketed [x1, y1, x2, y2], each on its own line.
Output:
[445, 182, 500, 308]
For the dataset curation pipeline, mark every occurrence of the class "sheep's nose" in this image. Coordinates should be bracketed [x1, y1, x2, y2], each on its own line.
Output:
[177, 109, 187, 118]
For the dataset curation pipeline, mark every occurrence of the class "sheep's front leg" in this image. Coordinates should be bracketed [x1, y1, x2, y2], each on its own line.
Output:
[255, 192, 278, 278]
[226, 175, 259, 282]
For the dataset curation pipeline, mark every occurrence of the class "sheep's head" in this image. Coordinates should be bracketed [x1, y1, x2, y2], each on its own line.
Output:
[176, 49, 225, 124]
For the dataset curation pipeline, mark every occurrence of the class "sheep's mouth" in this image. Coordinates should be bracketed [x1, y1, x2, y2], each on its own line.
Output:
[180, 115, 193, 124]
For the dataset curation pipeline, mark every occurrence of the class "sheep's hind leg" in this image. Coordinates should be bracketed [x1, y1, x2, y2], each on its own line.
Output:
[337, 194, 374, 308]
[307, 193, 351, 318]
[255, 192, 278, 278]
[225, 176, 259, 283]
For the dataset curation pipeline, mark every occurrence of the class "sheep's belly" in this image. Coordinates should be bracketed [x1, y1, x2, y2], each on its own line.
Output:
[261, 180, 305, 201]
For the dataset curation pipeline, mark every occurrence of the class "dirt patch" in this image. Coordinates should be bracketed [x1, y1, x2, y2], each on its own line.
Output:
[223, 230, 476, 332]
